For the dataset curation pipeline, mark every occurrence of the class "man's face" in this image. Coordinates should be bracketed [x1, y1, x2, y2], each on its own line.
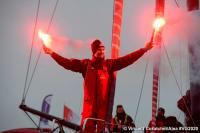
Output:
[158, 110, 164, 116]
[117, 107, 124, 114]
[94, 46, 105, 59]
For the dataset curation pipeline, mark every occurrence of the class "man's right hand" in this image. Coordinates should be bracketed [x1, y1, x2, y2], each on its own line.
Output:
[43, 45, 53, 55]
[143, 42, 153, 51]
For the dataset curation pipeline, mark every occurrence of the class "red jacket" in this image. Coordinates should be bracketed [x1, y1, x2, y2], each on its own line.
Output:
[51, 48, 146, 125]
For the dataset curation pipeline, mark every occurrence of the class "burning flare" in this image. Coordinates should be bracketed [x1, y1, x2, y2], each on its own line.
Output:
[38, 30, 52, 47]
[153, 17, 166, 31]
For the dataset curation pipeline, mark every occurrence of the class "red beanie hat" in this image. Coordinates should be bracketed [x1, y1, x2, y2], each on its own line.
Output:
[91, 39, 104, 54]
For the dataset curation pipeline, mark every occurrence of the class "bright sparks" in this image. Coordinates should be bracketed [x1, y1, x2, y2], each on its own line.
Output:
[38, 30, 52, 47]
[153, 17, 166, 31]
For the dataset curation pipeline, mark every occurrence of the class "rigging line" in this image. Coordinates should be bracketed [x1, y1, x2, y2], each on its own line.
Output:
[23, 0, 60, 101]
[157, 51, 163, 109]
[177, 37, 185, 122]
[186, 43, 190, 91]
[77, 91, 83, 116]
[162, 42, 198, 129]
[22, 0, 41, 103]
[174, 0, 180, 8]
[47, 0, 59, 32]
[24, 50, 42, 100]
[177, 110, 182, 121]
[50, 126, 59, 133]
[23, 111, 41, 131]
[163, 43, 182, 97]
[134, 55, 149, 122]
[179, 39, 183, 92]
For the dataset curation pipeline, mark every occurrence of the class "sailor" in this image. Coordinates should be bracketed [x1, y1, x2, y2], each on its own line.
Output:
[112, 105, 135, 133]
[43, 39, 153, 132]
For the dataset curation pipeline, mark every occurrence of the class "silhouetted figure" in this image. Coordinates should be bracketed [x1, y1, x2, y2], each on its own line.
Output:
[145, 107, 166, 133]
[164, 116, 183, 133]
[177, 90, 193, 126]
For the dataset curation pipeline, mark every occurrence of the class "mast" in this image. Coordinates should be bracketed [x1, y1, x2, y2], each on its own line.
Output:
[107, 0, 124, 122]
[151, 0, 165, 128]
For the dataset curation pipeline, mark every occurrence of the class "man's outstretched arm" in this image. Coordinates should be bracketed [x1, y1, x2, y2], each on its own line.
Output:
[110, 42, 153, 71]
[43, 45, 86, 73]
